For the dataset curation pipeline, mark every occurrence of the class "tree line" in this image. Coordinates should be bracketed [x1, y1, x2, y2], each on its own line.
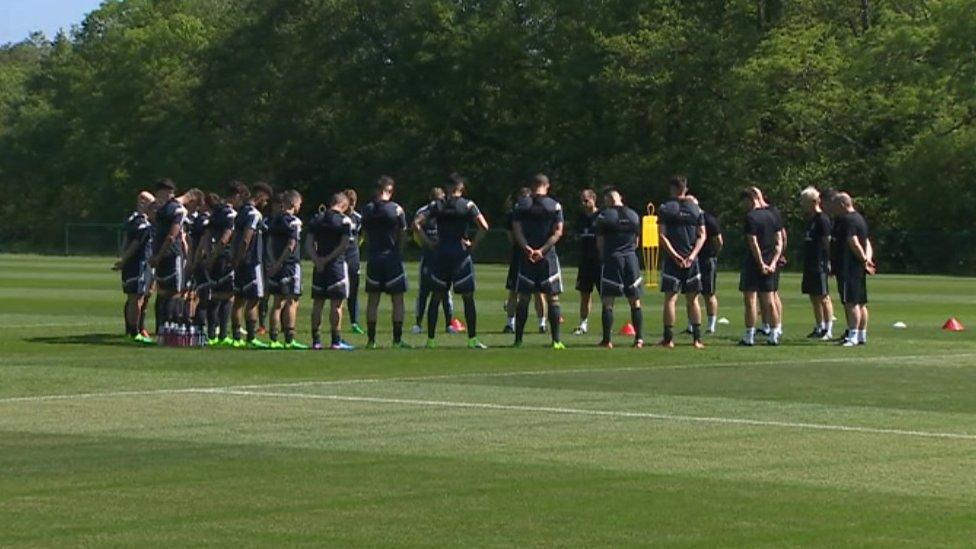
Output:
[1, 0, 973, 271]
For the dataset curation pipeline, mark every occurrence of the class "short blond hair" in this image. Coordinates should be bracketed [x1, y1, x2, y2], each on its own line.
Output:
[800, 186, 820, 202]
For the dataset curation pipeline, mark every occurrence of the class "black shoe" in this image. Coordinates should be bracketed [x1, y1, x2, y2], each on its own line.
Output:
[502, 325, 514, 334]
[766, 340, 780, 347]
[807, 329, 824, 338]
[758, 328, 771, 336]
[539, 325, 547, 334]
[737, 339, 754, 347]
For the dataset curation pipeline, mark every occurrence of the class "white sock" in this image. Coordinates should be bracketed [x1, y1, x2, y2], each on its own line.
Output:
[846, 328, 857, 341]
[743, 328, 755, 344]
[580, 318, 588, 330]
[858, 330, 867, 343]
[506, 316, 515, 328]
[825, 321, 834, 335]
[774, 325, 783, 337]
[539, 318, 546, 328]
[707, 315, 717, 331]
[761, 323, 771, 333]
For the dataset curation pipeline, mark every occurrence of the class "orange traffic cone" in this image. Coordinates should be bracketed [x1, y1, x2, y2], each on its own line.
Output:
[943, 318, 965, 332]
[450, 317, 466, 332]
[620, 323, 636, 336]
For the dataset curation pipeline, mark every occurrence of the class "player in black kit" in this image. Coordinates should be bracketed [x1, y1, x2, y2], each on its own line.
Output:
[306, 193, 355, 350]
[658, 176, 707, 349]
[799, 186, 834, 340]
[573, 189, 600, 336]
[114, 191, 156, 344]
[738, 187, 783, 346]
[361, 176, 410, 349]
[265, 190, 307, 349]
[595, 188, 644, 348]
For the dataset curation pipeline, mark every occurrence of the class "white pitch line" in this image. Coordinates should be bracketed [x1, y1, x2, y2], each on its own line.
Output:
[2, 352, 976, 405]
[203, 388, 976, 442]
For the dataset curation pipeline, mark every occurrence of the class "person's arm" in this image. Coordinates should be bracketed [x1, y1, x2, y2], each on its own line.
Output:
[234, 228, 255, 267]
[320, 236, 349, 265]
[304, 233, 321, 270]
[712, 234, 725, 255]
[596, 235, 605, 259]
[467, 214, 490, 252]
[269, 237, 294, 276]
[413, 211, 436, 249]
[539, 221, 563, 256]
[513, 221, 532, 257]
[658, 223, 683, 263]
[113, 236, 141, 270]
[747, 235, 767, 272]
[769, 231, 783, 272]
[848, 235, 872, 266]
[688, 224, 707, 264]
[150, 220, 181, 267]
[208, 227, 233, 269]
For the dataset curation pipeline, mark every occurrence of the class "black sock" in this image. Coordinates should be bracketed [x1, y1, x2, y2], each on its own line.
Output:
[428, 295, 441, 339]
[367, 322, 377, 343]
[463, 295, 477, 338]
[206, 302, 219, 340]
[331, 329, 340, 346]
[663, 325, 674, 344]
[246, 318, 256, 341]
[124, 303, 133, 337]
[393, 322, 403, 343]
[515, 298, 529, 342]
[218, 300, 231, 339]
[548, 303, 561, 343]
[692, 323, 702, 342]
[601, 306, 613, 344]
[284, 328, 295, 344]
[444, 295, 455, 330]
[195, 301, 208, 329]
[416, 289, 429, 326]
[269, 326, 278, 342]
[258, 298, 268, 329]
[348, 275, 360, 324]
[631, 307, 643, 342]
[138, 302, 147, 333]
[155, 296, 169, 333]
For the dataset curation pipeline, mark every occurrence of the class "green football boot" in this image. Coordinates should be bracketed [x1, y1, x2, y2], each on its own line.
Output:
[285, 340, 310, 350]
[268, 341, 285, 350]
[467, 338, 488, 350]
[425, 338, 436, 349]
[246, 339, 270, 350]
[552, 341, 567, 350]
[351, 323, 366, 335]
[392, 341, 413, 350]
[364, 341, 378, 350]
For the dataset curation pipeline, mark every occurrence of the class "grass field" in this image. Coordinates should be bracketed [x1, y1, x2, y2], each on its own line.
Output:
[1, 254, 975, 546]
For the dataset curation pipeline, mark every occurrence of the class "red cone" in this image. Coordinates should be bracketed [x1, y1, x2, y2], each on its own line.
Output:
[620, 323, 636, 336]
[450, 318, 466, 331]
[943, 318, 965, 332]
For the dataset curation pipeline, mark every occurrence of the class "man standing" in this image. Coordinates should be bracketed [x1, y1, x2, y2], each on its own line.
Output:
[149, 180, 202, 334]
[343, 188, 365, 335]
[306, 193, 354, 350]
[738, 187, 783, 346]
[512, 174, 566, 349]
[266, 190, 308, 350]
[699, 207, 724, 334]
[203, 182, 245, 346]
[835, 193, 874, 347]
[595, 188, 644, 348]
[573, 189, 601, 336]
[412, 187, 456, 335]
[361, 176, 410, 349]
[800, 186, 834, 340]
[414, 173, 490, 350]
[186, 195, 214, 336]
[114, 191, 156, 344]
[658, 176, 706, 349]
[231, 181, 274, 348]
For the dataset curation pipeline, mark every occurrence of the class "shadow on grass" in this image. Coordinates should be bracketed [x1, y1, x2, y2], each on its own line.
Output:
[25, 333, 133, 347]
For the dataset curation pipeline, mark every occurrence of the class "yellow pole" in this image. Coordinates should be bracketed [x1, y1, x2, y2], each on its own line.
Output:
[642, 203, 659, 288]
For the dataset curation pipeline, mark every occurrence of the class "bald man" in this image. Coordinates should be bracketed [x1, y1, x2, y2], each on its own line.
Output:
[833, 193, 874, 347]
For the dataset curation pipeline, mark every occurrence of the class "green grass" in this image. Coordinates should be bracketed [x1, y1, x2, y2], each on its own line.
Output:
[1, 253, 975, 546]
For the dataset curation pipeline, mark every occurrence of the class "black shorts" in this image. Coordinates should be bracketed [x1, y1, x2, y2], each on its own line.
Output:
[738, 259, 778, 293]
[312, 260, 349, 300]
[234, 263, 265, 299]
[661, 257, 702, 295]
[576, 258, 601, 293]
[839, 270, 868, 305]
[601, 253, 643, 299]
[122, 264, 152, 296]
[802, 270, 829, 296]
[365, 254, 407, 294]
[267, 263, 303, 297]
[505, 250, 519, 291]
[154, 255, 185, 293]
[699, 257, 718, 296]
[514, 251, 563, 295]
[431, 252, 476, 294]
[209, 256, 235, 295]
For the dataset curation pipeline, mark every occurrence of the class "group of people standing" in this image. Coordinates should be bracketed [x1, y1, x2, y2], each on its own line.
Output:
[114, 173, 873, 351]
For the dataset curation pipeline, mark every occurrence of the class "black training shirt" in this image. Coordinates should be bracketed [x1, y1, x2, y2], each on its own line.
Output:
[595, 206, 640, 260]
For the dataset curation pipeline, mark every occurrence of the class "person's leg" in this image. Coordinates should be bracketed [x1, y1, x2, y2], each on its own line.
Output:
[844, 302, 860, 345]
[547, 294, 562, 345]
[258, 295, 269, 333]
[808, 294, 823, 335]
[391, 293, 405, 344]
[505, 290, 517, 331]
[124, 294, 139, 337]
[155, 291, 171, 334]
[661, 292, 677, 346]
[269, 295, 285, 343]
[231, 297, 245, 341]
[138, 291, 151, 335]
[706, 294, 719, 333]
[244, 298, 261, 342]
[628, 296, 644, 346]
[858, 304, 869, 343]
[415, 269, 430, 328]
[741, 291, 757, 345]
[444, 290, 456, 331]
[461, 292, 477, 339]
[686, 292, 703, 346]
[427, 291, 444, 340]
[822, 295, 835, 337]
[347, 269, 361, 328]
[535, 292, 547, 332]
[330, 298, 346, 347]
[759, 292, 779, 344]
[578, 290, 592, 333]
[600, 295, 615, 346]
[311, 298, 325, 347]
[514, 293, 531, 345]
[366, 292, 381, 345]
